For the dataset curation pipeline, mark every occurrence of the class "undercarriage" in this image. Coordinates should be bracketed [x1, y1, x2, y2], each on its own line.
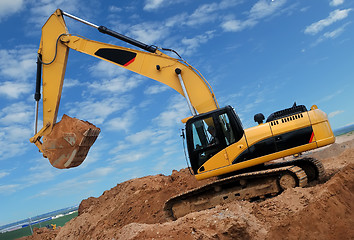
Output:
[164, 158, 324, 220]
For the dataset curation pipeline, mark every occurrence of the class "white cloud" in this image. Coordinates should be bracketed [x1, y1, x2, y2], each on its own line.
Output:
[318, 89, 343, 103]
[323, 26, 344, 38]
[163, 0, 241, 28]
[0, 102, 32, 125]
[110, 142, 128, 154]
[90, 60, 128, 78]
[144, 0, 165, 11]
[128, 22, 169, 45]
[108, 1, 242, 55]
[106, 109, 137, 132]
[28, 0, 81, 27]
[0, 81, 31, 99]
[0, 184, 20, 195]
[26, 160, 112, 199]
[0, 0, 24, 22]
[0, 125, 32, 160]
[221, 19, 244, 32]
[0, 172, 10, 179]
[249, 0, 287, 19]
[0, 47, 36, 81]
[186, 0, 241, 27]
[109, 6, 123, 12]
[0, 47, 35, 99]
[109, 97, 187, 156]
[220, 0, 287, 32]
[143, 0, 196, 11]
[88, 61, 142, 94]
[113, 152, 146, 164]
[63, 78, 83, 88]
[304, 9, 352, 35]
[328, 110, 344, 118]
[23, 167, 58, 186]
[221, 18, 257, 32]
[153, 159, 168, 172]
[30, 178, 97, 199]
[330, 0, 344, 7]
[312, 22, 351, 45]
[165, 13, 189, 27]
[187, 2, 219, 26]
[0, 125, 32, 143]
[181, 31, 215, 56]
[0, 101, 33, 160]
[83, 167, 115, 178]
[153, 95, 189, 128]
[144, 84, 170, 95]
[89, 77, 141, 94]
[126, 129, 157, 145]
[66, 96, 130, 125]
[300, 6, 310, 13]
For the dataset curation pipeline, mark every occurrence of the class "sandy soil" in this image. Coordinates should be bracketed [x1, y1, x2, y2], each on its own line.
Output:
[21, 133, 354, 240]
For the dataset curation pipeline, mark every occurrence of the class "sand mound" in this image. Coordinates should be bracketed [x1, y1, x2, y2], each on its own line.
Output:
[23, 135, 354, 240]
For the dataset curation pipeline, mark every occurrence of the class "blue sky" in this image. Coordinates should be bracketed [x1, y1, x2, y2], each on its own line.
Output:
[0, 0, 353, 225]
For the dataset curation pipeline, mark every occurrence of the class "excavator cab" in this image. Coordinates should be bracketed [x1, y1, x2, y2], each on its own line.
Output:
[186, 106, 244, 174]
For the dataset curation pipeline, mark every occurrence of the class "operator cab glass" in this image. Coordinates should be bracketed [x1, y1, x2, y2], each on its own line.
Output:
[186, 106, 244, 174]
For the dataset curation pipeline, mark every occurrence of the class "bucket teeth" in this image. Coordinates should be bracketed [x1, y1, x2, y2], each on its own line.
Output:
[80, 128, 101, 146]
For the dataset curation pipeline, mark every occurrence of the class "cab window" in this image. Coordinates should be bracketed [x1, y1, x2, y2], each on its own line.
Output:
[191, 117, 217, 151]
[218, 113, 236, 146]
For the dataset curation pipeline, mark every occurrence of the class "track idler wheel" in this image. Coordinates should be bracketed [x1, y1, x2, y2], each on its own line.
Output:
[277, 166, 307, 190]
[41, 114, 100, 169]
[278, 173, 297, 190]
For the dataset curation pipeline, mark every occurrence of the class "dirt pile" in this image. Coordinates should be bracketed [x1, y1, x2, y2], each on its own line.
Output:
[55, 170, 214, 239]
[21, 227, 61, 240]
[23, 134, 354, 240]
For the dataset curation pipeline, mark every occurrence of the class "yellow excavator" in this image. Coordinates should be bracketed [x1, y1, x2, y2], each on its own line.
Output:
[30, 9, 335, 220]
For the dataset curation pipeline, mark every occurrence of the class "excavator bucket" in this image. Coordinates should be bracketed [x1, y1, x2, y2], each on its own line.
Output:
[41, 114, 100, 169]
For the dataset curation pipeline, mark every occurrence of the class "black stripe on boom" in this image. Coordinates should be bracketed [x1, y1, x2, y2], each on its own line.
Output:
[95, 48, 136, 66]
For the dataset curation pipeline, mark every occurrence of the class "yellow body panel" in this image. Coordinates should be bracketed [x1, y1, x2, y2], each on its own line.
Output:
[198, 149, 230, 172]
[308, 107, 335, 147]
[243, 123, 272, 146]
[270, 112, 311, 136]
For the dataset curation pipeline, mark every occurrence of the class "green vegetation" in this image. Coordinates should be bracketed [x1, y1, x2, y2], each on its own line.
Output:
[0, 211, 78, 240]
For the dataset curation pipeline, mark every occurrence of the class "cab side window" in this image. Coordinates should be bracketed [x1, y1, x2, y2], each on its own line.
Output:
[218, 113, 236, 146]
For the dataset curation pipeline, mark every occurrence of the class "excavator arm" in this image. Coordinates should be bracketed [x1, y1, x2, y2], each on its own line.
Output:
[30, 9, 218, 169]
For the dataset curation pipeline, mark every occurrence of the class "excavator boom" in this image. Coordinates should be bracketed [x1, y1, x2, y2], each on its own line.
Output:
[30, 9, 218, 169]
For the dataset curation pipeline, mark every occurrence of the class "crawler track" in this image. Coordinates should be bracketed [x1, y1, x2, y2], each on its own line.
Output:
[265, 157, 325, 182]
[164, 158, 323, 220]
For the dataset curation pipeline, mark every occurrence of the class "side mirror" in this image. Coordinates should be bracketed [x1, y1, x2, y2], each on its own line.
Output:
[254, 113, 265, 125]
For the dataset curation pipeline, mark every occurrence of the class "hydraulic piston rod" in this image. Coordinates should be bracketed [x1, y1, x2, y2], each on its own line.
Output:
[61, 10, 157, 53]
[175, 68, 197, 116]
